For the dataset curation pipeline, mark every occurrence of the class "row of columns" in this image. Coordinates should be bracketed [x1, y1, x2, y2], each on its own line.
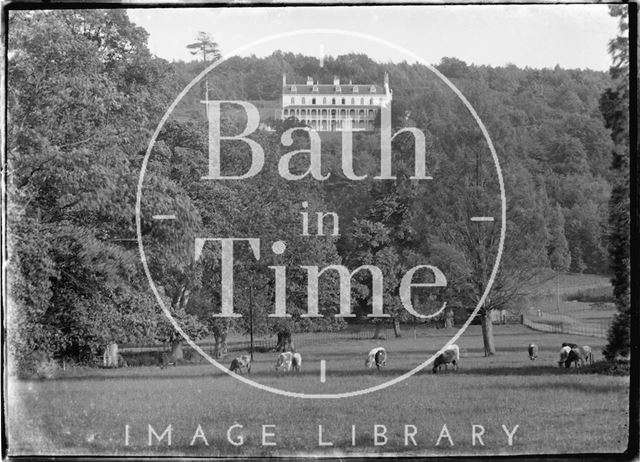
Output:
[282, 107, 377, 131]
[283, 107, 376, 118]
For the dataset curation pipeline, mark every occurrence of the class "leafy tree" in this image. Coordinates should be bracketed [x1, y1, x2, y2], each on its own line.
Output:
[186, 31, 221, 65]
[186, 31, 221, 105]
[547, 204, 571, 272]
[7, 10, 187, 370]
[151, 118, 345, 354]
[342, 147, 449, 338]
[7, 141, 164, 367]
[8, 9, 622, 373]
[226, 127, 344, 348]
[600, 5, 630, 361]
[346, 200, 410, 338]
[424, 150, 548, 355]
[547, 203, 571, 311]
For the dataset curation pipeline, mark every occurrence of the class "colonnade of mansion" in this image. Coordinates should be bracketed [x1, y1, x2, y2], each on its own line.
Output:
[281, 73, 392, 132]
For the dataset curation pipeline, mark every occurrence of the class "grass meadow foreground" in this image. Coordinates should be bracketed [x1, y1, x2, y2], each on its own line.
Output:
[8, 325, 629, 457]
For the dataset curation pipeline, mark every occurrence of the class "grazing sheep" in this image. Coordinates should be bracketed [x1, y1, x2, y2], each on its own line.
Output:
[365, 347, 387, 371]
[275, 352, 293, 372]
[229, 355, 251, 374]
[565, 347, 584, 368]
[581, 346, 593, 365]
[292, 352, 302, 372]
[565, 346, 593, 368]
[558, 346, 572, 367]
[433, 345, 460, 374]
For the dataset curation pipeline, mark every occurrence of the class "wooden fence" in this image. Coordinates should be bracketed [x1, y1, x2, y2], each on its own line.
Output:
[522, 311, 610, 339]
[118, 323, 424, 360]
[121, 327, 392, 353]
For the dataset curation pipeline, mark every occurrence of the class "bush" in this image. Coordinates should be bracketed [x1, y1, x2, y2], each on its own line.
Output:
[591, 301, 615, 310]
[579, 359, 630, 376]
[120, 351, 164, 367]
[35, 357, 61, 379]
[565, 287, 614, 304]
[9, 350, 58, 379]
[120, 348, 208, 367]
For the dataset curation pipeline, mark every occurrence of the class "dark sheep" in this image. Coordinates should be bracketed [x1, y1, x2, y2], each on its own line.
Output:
[433, 345, 459, 373]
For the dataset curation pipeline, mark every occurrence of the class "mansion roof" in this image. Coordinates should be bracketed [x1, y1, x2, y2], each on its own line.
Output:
[283, 84, 385, 95]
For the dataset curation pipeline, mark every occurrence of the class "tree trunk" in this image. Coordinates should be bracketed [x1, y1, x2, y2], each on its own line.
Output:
[103, 343, 119, 368]
[480, 310, 496, 356]
[218, 329, 228, 358]
[556, 271, 560, 312]
[170, 339, 184, 361]
[372, 323, 382, 339]
[445, 310, 454, 328]
[275, 330, 293, 352]
[393, 319, 402, 337]
[213, 336, 221, 358]
[212, 320, 229, 358]
[181, 288, 191, 310]
[172, 285, 191, 311]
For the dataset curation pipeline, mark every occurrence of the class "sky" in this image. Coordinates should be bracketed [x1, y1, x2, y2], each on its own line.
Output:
[127, 5, 619, 71]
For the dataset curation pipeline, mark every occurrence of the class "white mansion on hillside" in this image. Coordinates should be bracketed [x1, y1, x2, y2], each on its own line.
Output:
[281, 73, 392, 132]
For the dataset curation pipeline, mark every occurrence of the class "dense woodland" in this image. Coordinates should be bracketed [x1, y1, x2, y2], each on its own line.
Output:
[7, 9, 629, 371]
[172, 51, 614, 272]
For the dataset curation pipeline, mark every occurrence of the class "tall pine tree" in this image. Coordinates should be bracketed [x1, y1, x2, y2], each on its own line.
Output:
[600, 5, 631, 361]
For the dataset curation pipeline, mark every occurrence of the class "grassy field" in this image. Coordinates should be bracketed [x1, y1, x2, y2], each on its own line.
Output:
[8, 324, 629, 457]
[523, 272, 611, 295]
[171, 98, 281, 124]
[522, 272, 615, 329]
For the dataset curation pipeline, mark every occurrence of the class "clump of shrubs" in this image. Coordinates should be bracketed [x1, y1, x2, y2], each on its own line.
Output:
[34, 357, 61, 379]
[10, 350, 60, 379]
[580, 359, 630, 376]
[566, 288, 614, 304]
[120, 351, 165, 367]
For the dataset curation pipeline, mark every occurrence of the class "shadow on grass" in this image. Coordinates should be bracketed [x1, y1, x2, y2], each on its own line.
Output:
[449, 365, 592, 376]
[294, 344, 603, 357]
[20, 363, 602, 383]
[490, 379, 628, 394]
[33, 367, 428, 382]
[17, 356, 617, 383]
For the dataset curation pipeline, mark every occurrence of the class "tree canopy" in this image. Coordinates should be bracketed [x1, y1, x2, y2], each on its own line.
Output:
[601, 5, 631, 361]
[7, 10, 184, 369]
[7, 10, 620, 369]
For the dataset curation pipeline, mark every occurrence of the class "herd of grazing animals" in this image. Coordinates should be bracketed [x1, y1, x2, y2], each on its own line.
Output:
[226, 345, 463, 375]
[560, 343, 594, 368]
[219, 341, 594, 376]
[275, 351, 302, 372]
[527, 342, 594, 368]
